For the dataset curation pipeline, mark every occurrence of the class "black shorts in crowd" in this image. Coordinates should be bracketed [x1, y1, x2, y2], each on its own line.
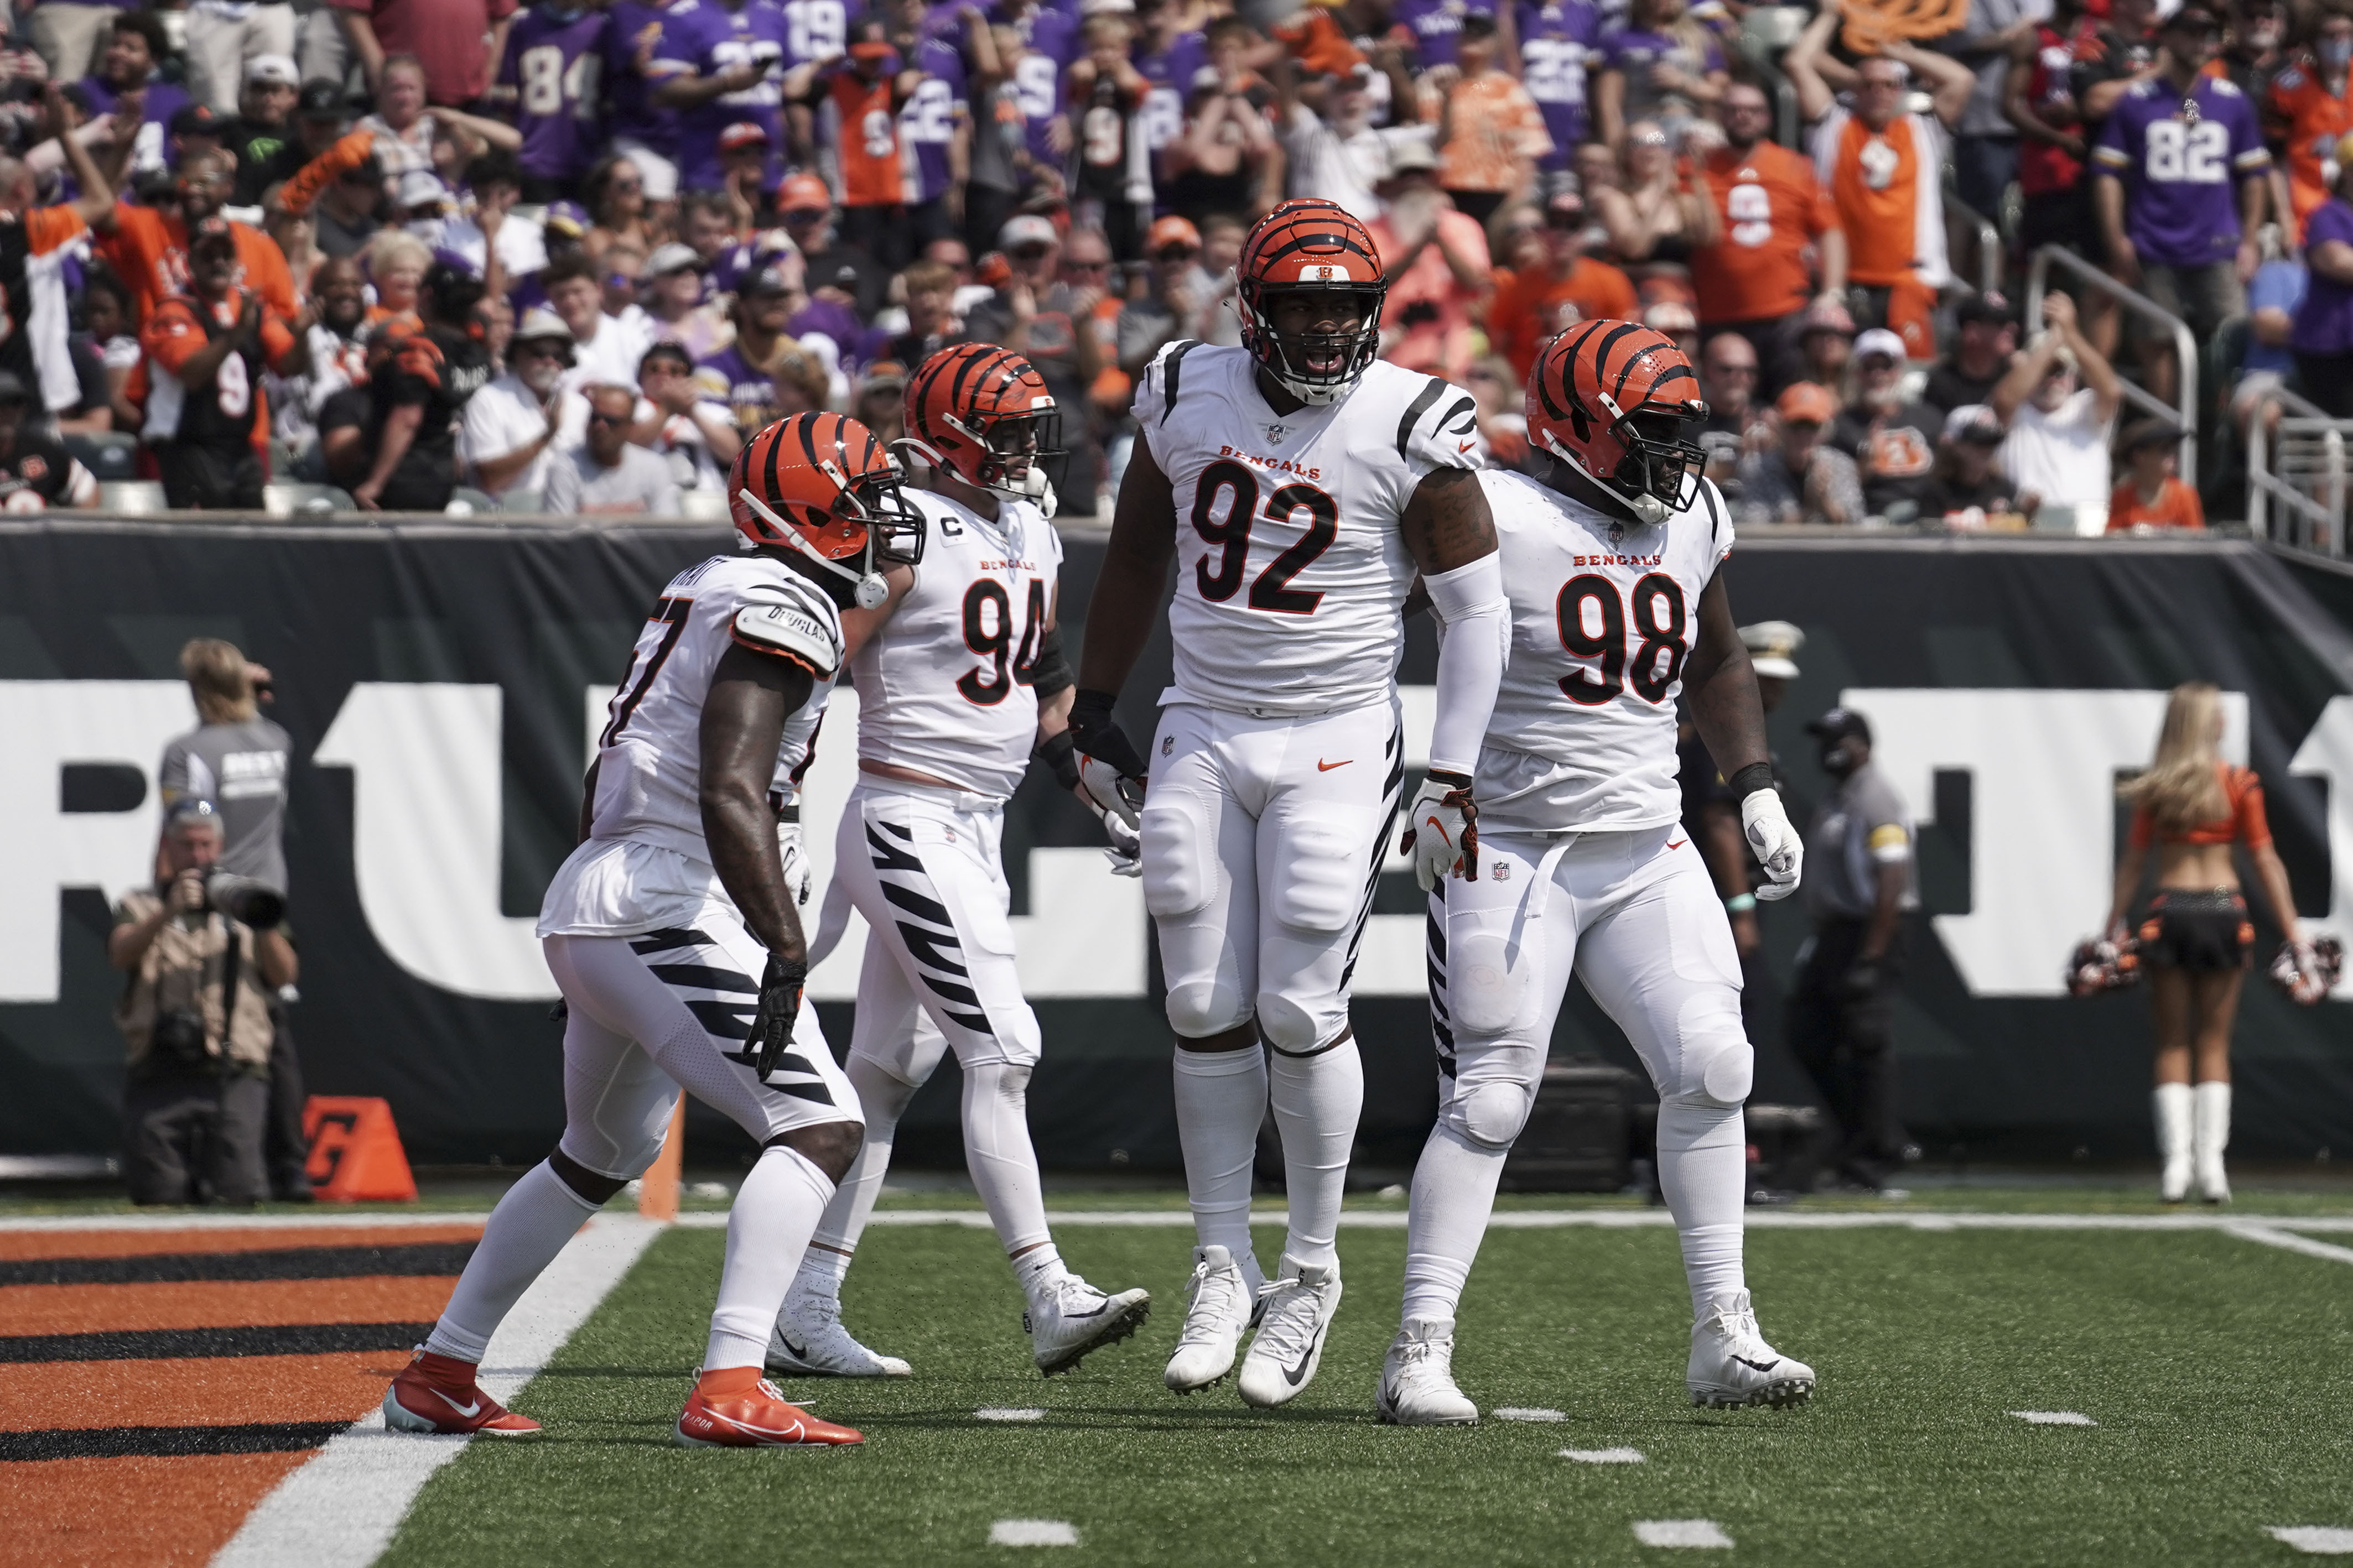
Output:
[2135, 888, 2253, 972]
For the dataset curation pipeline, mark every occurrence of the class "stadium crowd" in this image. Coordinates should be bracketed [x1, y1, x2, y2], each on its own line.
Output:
[0, 0, 2345, 523]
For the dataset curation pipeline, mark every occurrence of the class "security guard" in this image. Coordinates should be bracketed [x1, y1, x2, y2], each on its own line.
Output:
[1788, 706, 1918, 1192]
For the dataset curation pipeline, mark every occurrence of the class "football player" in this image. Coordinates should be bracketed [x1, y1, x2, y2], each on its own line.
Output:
[1071, 199, 1511, 1406]
[766, 345, 1151, 1380]
[1376, 323, 1816, 1425]
[381, 413, 922, 1449]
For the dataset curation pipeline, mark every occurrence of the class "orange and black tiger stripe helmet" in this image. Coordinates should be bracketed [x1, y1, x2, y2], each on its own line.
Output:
[1235, 199, 1386, 404]
[731, 412, 924, 601]
[1526, 321, 1710, 522]
[902, 343, 1063, 513]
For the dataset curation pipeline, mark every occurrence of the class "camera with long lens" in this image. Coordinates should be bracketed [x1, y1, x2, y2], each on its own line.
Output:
[202, 873, 285, 928]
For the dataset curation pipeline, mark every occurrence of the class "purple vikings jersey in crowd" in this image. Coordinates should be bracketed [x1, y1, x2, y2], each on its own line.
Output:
[1000, 5, 1079, 168]
[780, 0, 849, 65]
[2091, 75, 2269, 266]
[898, 36, 967, 204]
[499, 6, 610, 181]
[1391, 0, 1497, 69]
[693, 341, 785, 434]
[604, 0, 682, 154]
[652, 0, 791, 190]
[1518, 0, 1600, 163]
[1133, 27, 1208, 163]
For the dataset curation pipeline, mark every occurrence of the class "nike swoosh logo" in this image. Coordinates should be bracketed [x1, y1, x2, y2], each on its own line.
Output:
[1065, 1300, 1110, 1319]
[1457, 439, 1476, 452]
[1667, 838, 1686, 850]
[1732, 1355, 1781, 1373]
[1424, 815, 1452, 847]
[1317, 758, 1352, 771]
[432, 1389, 483, 1419]
[1284, 1334, 1322, 1385]
[780, 1334, 811, 1360]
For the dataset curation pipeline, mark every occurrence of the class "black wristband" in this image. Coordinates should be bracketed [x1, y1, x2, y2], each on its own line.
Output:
[1728, 763, 1776, 800]
[1027, 625, 1073, 699]
[1037, 727, 1081, 790]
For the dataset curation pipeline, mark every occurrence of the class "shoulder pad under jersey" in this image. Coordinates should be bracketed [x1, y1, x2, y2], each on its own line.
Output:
[731, 586, 843, 679]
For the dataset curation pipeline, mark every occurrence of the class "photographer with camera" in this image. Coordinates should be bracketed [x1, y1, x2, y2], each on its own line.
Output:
[159, 636, 311, 1199]
[110, 799, 300, 1206]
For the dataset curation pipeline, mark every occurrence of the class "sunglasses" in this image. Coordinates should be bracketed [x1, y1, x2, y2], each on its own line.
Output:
[1063, 258, 1109, 272]
[586, 410, 628, 426]
[1544, 209, 1583, 230]
[1153, 245, 1198, 261]
[782, 207, 827, 223]
[1011, 243, 1052, 258]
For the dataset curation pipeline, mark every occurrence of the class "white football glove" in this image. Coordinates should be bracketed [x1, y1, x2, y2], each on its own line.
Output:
[1076, 754, 1144, 832]
[1400, 770, 1478, 892]
[777, 821, 814, 907]
[1098, 805, 1142, 878]
[1741, 787, 1803, 900]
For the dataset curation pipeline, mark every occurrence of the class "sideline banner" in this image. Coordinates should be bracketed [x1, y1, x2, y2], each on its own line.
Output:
[1, 523, 2346, 1168]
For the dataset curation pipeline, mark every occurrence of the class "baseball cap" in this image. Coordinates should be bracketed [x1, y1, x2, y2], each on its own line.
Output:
[778, 173, 833, 216]
[511, 306, 573, 345]
[1146, 213, 1201, 253]
[1775, 381, 1838, 426]
[1385, 138, 1438, 178]
[2122, 416, 2188, 451]
[1942, 403, 2005, 444]
[0, 369, 34, 405]
[1739, 621, 1804, 681]
[718, 121, 770, 152]
[297, 80, 349, 120]
[189, 215, 237, 251]
[245, 54, 298, 87]
[857, 358, 909, 394]
[1644, 300, 1697, 336]
[1805, 706, 1872, 745]
[647, 241, 704, 276]
[740, 263, 796, 296]
[848, 38, 896, 60]
[1853, 327, 1907, 364]
[1000, 213, 1058, 251]
[1799, 296, 1855, 337]
[543, 200, 590, 238]
[397, 169, 452, 210]
[170, 103, 221, 137]
[1955, 290, 2016, 327]
[2163, 3, 2221, 30]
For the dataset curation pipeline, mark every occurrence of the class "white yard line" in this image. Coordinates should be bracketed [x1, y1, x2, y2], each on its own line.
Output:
[2008, 1411, 2098, 1426]
[1560, 1447, 1646, 1463]
[2269, 1526, 2353, 1554]
[0, 1211, 492, 1232]
[989, 1519, 1080, 1547]
[2224, 1221, 2353, 1268]
[209, 1213, 662, 1568]
[976, 1407, 1047, 1421]
[1633, 1520, 1734, 1549]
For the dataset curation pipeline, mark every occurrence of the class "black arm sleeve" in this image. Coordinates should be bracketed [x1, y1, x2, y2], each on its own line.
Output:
[1026, 624, 1073, 699]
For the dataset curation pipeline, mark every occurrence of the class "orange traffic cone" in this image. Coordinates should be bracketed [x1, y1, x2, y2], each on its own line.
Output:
[302, 1097, 419, 1202]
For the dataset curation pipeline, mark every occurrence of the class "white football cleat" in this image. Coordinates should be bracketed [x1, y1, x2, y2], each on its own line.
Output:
[1238, 1254, 1342, 1409]
[764, 1291, 911, 1378]
[1687, 1289, 1814, 1409]
[1027, 1273, 1151, 1376]
[1164, 1244, 1258, 1394]
[1375, 1317, 1478, 1426]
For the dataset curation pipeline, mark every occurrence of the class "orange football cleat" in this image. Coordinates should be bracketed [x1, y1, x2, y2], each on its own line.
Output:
[382, 1348, 543, 1436]
[676, 1369, 865, 1447]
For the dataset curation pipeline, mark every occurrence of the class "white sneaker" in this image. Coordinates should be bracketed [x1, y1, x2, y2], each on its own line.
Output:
[1164, 1244, 1256, 1394]
[1687, 1289, 1814, 1409]
[764, 1291, 911, 1378]
[1026, 1273, 1151, 1376]
[1238, 1254, 1342, 1409]
[1374, 1317, 1477, 1426]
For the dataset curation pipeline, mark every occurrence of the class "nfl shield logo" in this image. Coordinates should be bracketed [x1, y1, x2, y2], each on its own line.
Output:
[1493, 862, 1510, 881]
[1162, 734, 1174, 757]
[1607, 520, 1625, 546]
[1265, 422, 1290, 445]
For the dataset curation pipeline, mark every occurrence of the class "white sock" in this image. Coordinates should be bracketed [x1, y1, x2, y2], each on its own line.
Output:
[798, 1056, 920, 1302]
[1401, 1121, 1507, 1324]
[425, 1159, 599, 1364]
[1011, 1241, 1065, 1300]
[1267, 1040, 1362, 1272]
[963, 1060, 1053, 1259]
[2194, 1080, 2232, 1166]
[1173, 1044, 1267, 1265]
[1658, 1100, 1747, 1322]
[707, 1145, 836, 1371]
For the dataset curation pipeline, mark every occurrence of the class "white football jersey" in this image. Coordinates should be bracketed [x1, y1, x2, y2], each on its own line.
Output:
[1467, 467, 1733, 835]
[1133, 342, 1482, 717]
[850, 488, 1064, 801]
[583, 552, 844, 859]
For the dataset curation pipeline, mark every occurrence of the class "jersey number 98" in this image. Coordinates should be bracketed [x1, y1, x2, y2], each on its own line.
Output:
[1556, 572, 1688, 705]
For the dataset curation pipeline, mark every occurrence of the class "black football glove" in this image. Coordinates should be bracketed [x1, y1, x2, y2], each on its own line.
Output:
[747, 951, 809, 1081]
[1068, 687, 1147, 830]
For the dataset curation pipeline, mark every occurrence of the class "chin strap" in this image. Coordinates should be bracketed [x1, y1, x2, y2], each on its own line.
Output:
[739, 488, 886, 608]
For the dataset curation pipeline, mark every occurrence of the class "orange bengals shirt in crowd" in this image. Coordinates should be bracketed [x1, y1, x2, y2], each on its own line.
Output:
[1437, 75, 1555, 194]
[1487, 256, 1637, 383]
[101, 204, 298, 327]
[1271, 8, 1363, 78]
[2268, 64, 2353, 238]
[1691, 138, 1841, 326]
[136, 288, 298, 456]
[830, 72, 908, 207]
[2107, 475, 2206, 532]
[1814, 105, 1947, 289]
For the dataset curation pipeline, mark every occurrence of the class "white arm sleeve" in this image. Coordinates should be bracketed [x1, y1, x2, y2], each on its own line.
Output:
[1422, 550, 1510, 778]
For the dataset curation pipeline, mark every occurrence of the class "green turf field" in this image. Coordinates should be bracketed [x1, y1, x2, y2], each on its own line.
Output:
[380, 1216, 2353, 1567]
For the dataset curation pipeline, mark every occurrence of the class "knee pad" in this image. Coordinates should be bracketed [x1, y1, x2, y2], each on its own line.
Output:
[1255, 991, 1339, 1055]
[1267, 815, 1372, 937]
[1166, 973, 1251, 1039]
[1141, 795, 1216, 919]
[1445, 1079, 1534, 1149]
[1669, 991, 1754, 1108]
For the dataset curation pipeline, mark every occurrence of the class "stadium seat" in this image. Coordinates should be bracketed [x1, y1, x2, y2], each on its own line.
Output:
[65, 432, 137, 482]
[501, 489, 547, 513]
[97, 480, 167, 513]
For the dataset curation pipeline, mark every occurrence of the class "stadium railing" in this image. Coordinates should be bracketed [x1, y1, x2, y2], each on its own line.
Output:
[2246, 387, 2352, 555]
[2025, 243, 2198, 491]
[1946, 193, 2002, 298]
